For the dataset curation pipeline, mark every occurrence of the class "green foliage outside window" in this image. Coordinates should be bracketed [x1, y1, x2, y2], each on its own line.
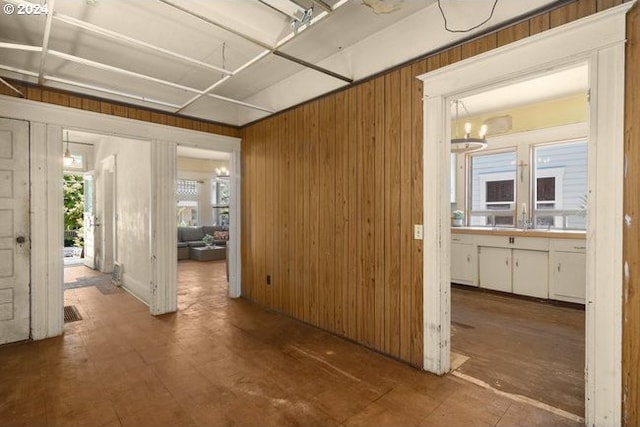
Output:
[64, 175, 84, 247]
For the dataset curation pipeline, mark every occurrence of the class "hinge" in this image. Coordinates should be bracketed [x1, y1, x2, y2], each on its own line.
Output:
[586, 89, 591, 103]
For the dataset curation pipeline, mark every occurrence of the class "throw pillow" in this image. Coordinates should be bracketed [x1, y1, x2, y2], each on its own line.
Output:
[213, 230, 229, 241]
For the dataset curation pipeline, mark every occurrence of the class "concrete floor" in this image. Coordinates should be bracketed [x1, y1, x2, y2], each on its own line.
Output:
[0, 260, 582, 426]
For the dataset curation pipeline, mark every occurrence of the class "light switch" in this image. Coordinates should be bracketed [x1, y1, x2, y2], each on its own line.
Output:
[414, 224, 423, 240]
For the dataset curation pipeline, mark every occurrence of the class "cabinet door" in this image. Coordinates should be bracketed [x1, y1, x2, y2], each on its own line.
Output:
[512, 249, 549, 298]
[478, 246, 512, 292]
[451, 243, 477, 286]
[550, 251, 586, 303]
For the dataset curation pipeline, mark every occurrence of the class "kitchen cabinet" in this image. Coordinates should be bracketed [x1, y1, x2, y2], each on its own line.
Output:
[478, 246, 512, 292]
[453, 230, 584, 303]
[451, 234, 477, 286]
[512, 249, 549, 298]
[549, 239, 586, 304]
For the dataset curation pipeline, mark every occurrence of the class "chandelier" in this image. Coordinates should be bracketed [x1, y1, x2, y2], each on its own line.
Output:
[451, 100, 488, 154]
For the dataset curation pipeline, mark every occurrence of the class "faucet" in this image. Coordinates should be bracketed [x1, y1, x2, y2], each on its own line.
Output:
[520, 211, 533, 230]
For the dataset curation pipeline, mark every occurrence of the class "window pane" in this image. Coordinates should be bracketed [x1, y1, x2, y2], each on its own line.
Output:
[469, 151, 517, 227]
[533, 141, 587, 230]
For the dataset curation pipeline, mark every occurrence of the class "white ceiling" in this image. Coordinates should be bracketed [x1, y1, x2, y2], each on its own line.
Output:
[1, 0, 560, 127]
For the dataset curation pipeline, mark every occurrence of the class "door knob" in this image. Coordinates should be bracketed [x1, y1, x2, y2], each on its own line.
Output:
[16, 236, 25, 244]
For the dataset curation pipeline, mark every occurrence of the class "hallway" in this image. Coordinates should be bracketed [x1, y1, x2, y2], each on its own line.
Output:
[0, 261, 581, 426]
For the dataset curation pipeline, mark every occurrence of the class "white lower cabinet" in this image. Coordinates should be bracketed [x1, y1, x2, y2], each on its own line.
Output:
[451, 242, 477, 286]
[512, 249, 549, 298]
[549, 240, 586, 303]
[478, 246, 512, 292]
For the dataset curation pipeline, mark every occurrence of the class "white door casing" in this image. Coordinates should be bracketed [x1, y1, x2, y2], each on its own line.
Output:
[83, 172, 96, 269]
[0, 118, 30, 344]
[419, 3, 633, 426]
[98, 155, 116, 273]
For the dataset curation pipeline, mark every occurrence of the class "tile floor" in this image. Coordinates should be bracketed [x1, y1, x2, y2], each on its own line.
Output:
[0, 260, 583, 426]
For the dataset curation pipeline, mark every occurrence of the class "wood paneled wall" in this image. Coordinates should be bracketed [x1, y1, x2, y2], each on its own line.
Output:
[623, 3, 640, 426]
[0, 80, 240, 138]
[241, 0, 634, 375]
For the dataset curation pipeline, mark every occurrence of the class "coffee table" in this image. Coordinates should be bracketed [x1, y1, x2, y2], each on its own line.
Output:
[190, 245, 226, 261]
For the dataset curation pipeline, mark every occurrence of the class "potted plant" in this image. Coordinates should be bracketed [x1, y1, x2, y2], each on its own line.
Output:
[452, 210, 465, 227]
[202, 234, 215, 247]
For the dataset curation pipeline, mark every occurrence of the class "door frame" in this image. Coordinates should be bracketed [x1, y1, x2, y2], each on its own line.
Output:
[418, 3, 633, 426]
[0, 96, 242, 338]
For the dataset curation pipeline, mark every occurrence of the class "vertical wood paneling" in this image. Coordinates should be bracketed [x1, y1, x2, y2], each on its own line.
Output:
[240, 2, 640, 383]
[373, 77, 386, 348]
[623, 4, 640, 425]
[411, 59, 427, 367]
[384, 70, 402, 356]
[399, 66, 413, 361]
[335, 91, 349, 336]
[319, 95, 336, 332]
[347, 86, 359, 339]
[1, 80, 239, 137]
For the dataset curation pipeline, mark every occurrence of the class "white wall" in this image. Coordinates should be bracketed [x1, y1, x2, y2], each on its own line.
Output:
[95, 137, 152, 304]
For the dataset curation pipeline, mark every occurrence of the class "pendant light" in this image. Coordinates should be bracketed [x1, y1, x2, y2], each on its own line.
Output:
[451, 100, 488, 154]
[63, 130, 74, 167]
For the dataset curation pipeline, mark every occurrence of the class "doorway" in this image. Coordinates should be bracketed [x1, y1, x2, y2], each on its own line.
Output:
[447, 67, 589, 418]
[419, 6, 630, 426]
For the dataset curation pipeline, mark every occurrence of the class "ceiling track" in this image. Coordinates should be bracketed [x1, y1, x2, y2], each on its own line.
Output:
[0, 42, 274, 113]
[159, 0, 352, 81]
[37, 0, 55, 85]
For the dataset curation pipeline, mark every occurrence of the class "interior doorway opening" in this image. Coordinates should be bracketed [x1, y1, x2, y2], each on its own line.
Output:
[447, 65, 589, 418]
[420, 6, 630, 424]
[176, 145, 233, 303]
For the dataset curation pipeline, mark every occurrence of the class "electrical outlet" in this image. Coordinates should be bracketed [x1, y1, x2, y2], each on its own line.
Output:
[266, 275, 271, 285]
[414, 224, 423, 240]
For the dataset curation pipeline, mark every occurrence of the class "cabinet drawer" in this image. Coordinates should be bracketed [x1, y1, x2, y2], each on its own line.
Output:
[475, 235, 548, 251]
[550, 239, 586, 253]
[451, 233, 475, 244]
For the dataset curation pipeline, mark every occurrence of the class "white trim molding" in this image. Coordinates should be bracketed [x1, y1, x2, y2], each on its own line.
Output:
[418, 3, 634, 426]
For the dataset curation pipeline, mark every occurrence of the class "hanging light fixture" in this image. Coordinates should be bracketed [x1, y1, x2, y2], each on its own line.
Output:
[451, 100, 488, 154]
[215, 166, 229, 177]
[63, 130, 74, 167]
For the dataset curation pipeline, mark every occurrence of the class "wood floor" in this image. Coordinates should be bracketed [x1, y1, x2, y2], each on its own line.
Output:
[0, 261, 582, 426]
[451, 285, 585, 417]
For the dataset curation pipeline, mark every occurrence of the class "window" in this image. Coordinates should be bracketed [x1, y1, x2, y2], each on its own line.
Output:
[469, 151, 517, 226]
[533, 141, 587, 230]
[211, 177, 230, 227]
[177, 179, 199, 226]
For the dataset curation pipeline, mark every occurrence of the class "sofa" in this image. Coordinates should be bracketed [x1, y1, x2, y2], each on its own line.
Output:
[177, 226, 229, 260]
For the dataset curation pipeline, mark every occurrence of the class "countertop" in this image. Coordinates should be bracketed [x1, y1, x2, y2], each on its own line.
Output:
[451, 226, 586, 240]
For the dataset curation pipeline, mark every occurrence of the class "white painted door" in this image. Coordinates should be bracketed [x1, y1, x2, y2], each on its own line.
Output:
[512, 249, 549, 298]
[0, 118, 30, 344]
[83, 172, 96, 269]
[478, 246, 512, 292]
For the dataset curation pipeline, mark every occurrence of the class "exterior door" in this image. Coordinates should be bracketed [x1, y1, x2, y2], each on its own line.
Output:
[0, 118, 30, 344]
[83, 172, 96, 269]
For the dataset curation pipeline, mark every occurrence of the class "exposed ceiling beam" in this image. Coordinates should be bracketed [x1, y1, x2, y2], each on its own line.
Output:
[48, 49, 201, 94]
[159, 0, 352, 83]
[37, 0, 55, 85]
[0, 41, 274, 112]
[44, 75, 183, 109]
[52, 13, 233, 76]
[0, 42, 42, 52]
[273, 50, 352, 83]
[257, 0, 301, 21]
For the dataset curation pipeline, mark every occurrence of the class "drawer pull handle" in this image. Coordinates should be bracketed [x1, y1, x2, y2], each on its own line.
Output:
[467, 255, 471, 263]
[558, 263, 561, 272]
[573, 246, 586, 250]
[515, 259, 519, 267]
[506, 258, 509, 266]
